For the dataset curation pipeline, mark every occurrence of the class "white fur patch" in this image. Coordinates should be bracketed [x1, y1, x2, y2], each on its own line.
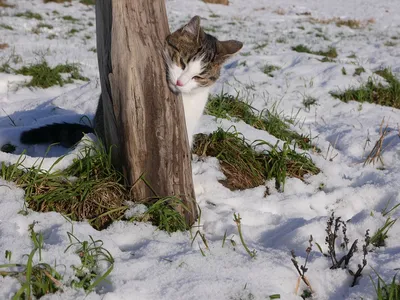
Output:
[166, 57, 209, 146]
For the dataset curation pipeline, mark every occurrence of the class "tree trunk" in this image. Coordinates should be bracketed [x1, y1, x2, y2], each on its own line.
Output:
[95, 0, 198, 226]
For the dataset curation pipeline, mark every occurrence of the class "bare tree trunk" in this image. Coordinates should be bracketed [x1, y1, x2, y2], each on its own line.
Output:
[95, 0, 198, 226]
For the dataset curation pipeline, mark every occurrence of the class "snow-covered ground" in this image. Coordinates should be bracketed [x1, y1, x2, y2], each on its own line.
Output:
[1, 0, 400, 299]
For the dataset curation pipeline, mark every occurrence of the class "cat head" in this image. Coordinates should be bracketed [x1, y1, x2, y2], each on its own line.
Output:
[165, 16, 243, 94]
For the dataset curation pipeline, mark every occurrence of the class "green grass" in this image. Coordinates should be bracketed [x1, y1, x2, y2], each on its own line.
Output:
[65, 233, 114, 292]
[0, 222, 114, 298]
[68, 28, 80, 35]
[62, 15, 79, 22]
[253, 42, 268, 50]
[15, 11, 43, 20]
[206, 92, 316, 151]
[80, 0, 95, 4]
[1, 142, 188, 232]
[354, 67, 365, 76]
[262, 64, 281, 77]
[371, 270, 400, 300]
[0, 23, 13, 30]
[37, 23, 53, 29]
[292, 44, 338, 58]
[192, 128, 319, 191]
[330, 68, 400, 108]
[15, 60, 89, 88]
[370, 217, 397, 247]
[0, 224, 62, 299]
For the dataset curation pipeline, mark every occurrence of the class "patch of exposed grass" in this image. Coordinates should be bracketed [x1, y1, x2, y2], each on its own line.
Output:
[353, 67, 365, 76]
[262, 64, 281, 77]
[62, 15, 79, 22]
[302, 96, 318, 110]
[47, 34, 57, 40]
[44, 0, 71, 2]
[371, 271, 400, 300]
[1, 143, 128, 230]
[80, 0, 95, 4]
[1, 143, 16, 153]
[68, 28, 80, 35]
[15, 11, 43, 20]
[0, 0, 15, 7]
[384, 41, 397, 47]
[331, 68, 400, 108]
[206, 93, 316, 151]
[276, 37, 287, 43]
[0, 23, 13, 30]
[0, 43, 9, 50]
[292, 44, 338, 58]
[1, 142, 188, 232]
[37, 23, 54, 29]
[192, 128, 319, 191]
[253, 42, 268, 50]
[0, 224, 63, 299]
[370, 217, 397, 247]
[308, 17, 375, 29]
[15, 60, 89, 88]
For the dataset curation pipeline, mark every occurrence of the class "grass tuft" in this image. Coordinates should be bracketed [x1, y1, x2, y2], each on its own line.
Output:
[192, 128, 319, 191]
[15, 60, 89, 88]
[1, 143, 129, 230]
[331, 68, 400, 108]
[262, 64, 281, 77]
[15, 11, 43, 20]
[292, 44, 338, 58]
[0, 23, 13, 30]
[206, 92, 316, 151]
[371, 270, 400, 300]
[80, 0, 95, 4]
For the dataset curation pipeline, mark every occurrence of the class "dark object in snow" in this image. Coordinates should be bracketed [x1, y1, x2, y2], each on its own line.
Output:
[20, 123, 94, 148]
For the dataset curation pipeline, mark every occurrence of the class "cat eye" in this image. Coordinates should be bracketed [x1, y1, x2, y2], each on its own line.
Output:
[192, 76, 203, 80]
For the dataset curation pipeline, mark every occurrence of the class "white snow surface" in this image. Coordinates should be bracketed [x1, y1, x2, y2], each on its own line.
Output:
[1, 0, 400, 299]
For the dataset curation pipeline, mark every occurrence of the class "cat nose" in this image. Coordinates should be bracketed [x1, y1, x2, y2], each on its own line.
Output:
[176, 80, 184, 87]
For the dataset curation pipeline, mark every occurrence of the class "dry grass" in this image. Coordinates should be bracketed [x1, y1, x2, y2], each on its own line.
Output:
[43, 0, 71, 3]
[0, 0, 15, 7]
[364, 119, 390, 166]
[203, 0, 229, 5]
[0, 43, 9, 50]
[192, 129, 319, 191]
[308, 17, 375, 29]
[273, 8, 286, 15]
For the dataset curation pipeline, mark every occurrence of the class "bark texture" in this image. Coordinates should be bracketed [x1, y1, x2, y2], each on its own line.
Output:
[95, 0, 198, 226]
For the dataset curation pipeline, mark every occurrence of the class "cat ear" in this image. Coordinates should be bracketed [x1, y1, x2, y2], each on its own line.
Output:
[217, 40, 243, 60]
[182, 16, 201, 36]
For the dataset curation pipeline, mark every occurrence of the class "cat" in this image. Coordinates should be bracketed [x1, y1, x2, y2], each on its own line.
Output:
[19, 16, 242, 148]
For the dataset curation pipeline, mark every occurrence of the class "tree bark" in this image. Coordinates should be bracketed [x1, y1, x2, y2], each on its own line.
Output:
[95, 0, 198, 226]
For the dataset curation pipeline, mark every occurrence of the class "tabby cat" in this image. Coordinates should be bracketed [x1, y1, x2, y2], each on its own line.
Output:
[20, 16, 243, 147]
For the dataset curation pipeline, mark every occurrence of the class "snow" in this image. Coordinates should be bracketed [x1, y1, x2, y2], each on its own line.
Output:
[1, 0, 400, 299]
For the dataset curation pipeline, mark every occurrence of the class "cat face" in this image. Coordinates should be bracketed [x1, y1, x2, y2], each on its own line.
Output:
[165, 16, 243, 94]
